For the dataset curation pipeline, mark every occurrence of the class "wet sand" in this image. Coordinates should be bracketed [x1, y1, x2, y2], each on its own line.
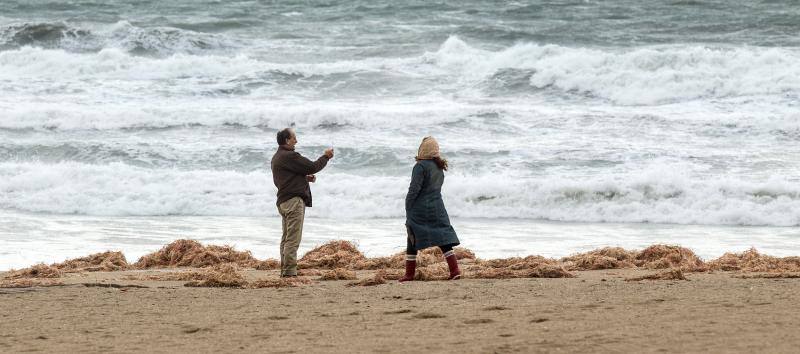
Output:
[1, 269, 799, 353]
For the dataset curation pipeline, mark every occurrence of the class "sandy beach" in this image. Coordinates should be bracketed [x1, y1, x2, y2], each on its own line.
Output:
[2, 239, 800, 354]
[4, 1, 800, 353]
[2, 269, 800, 353]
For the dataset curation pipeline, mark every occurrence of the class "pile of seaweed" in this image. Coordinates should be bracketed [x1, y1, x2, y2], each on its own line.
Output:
[3, 251, 128, 280]
[625, 269, 688, 282]
[181, 263, 313, 289]
[1, 251, 129, 288]
[561, 245, 707, 272]
[134, 239, 268, 269]
[707, 248, 800, 272]
[124, 263, 312, 288]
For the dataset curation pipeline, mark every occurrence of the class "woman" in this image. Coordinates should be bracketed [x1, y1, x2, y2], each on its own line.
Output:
[399, 136, 461, 282]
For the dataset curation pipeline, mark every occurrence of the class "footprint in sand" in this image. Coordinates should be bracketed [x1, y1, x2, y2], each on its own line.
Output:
[411, 312, 445, 319]
[181, 326, 203, 334]
[463, 318, 494, 324]
[482, 306, 509, 311]
[383, 309, 412, 315]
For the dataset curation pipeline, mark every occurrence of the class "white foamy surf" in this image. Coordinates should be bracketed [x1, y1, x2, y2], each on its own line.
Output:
[2, 162, 799, 226]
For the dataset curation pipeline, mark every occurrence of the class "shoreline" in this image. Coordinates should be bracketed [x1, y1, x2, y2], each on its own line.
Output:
[4, 213, 800, 271]
[4, 238, 800, 275]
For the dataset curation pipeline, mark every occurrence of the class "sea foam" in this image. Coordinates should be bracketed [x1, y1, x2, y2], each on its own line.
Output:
[2, 36, 798, 106]
[2, 162, 799, 226]
[429, 36, 800, 104]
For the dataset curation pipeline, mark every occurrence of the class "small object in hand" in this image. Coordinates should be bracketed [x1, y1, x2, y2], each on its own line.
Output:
[306, 175, 316, 183]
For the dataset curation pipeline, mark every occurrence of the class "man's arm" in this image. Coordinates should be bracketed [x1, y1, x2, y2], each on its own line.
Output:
[284, 150, 332, 176]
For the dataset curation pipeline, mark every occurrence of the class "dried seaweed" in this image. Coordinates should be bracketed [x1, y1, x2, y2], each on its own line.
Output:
[254, 259, 280, 270]
[306, 241, 477, 271]
[248, 277, 313, 288]
[183, 263, 247, 288]
[4, 251, 129, 279]
[352, 255, 401, 270]
[123, 271, 207, 281]
[467, 255, 572, 279]
[0, 278, 63, 288]
[625, 269, 688, 281]
[375, 269, 403, 281]
[469, 264, 574, 279]
[319, 268, 357, 281]
[298, 269, 322, 277]
[476, 255, 559, 269]
[708, 248, 800, 272]
[524, 264, 575, 278]
[634, 245, 706, 271]
[347, 273, 386, 287]
[469, 268, 519, 279]
[561, 247, 637, 270]
[733, 273, 800, 279]
[55, 251, 129, 272]
[3, 263, 62, 279]
[298, 240, 366, 269]
[135, 239, 259, 269]
[414, 264, 450, 281]
[12, 239, 800, 292]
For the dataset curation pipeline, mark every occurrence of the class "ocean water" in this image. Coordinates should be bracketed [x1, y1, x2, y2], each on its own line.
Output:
[1, 0, 799, 269]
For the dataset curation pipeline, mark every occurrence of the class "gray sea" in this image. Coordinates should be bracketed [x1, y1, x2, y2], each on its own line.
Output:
[2, 0, 799, 269]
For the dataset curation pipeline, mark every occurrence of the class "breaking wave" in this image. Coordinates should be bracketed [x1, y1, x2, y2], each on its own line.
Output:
[2, 162, 799, 226]
[0, 21, 234, 55]
[2, 36, 798, 105]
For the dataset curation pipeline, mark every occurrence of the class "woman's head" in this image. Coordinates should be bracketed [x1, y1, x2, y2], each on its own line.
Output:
[416, 136, 439, 159]
[416, 136, 448, 170]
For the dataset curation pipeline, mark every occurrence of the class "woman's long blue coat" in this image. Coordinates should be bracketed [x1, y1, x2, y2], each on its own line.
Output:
[405, 160, 460, 250]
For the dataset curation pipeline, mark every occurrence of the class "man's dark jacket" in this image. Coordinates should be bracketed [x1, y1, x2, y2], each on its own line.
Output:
[271, 145, 329, 207]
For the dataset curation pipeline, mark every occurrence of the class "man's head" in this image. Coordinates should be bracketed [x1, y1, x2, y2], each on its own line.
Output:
[277, 128, 297, 149]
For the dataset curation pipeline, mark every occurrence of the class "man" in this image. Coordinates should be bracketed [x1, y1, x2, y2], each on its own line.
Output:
[271, 128, 334, 277]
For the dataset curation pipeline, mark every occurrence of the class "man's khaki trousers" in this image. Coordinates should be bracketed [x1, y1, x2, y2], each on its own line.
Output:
[277, 197, 305, 276]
